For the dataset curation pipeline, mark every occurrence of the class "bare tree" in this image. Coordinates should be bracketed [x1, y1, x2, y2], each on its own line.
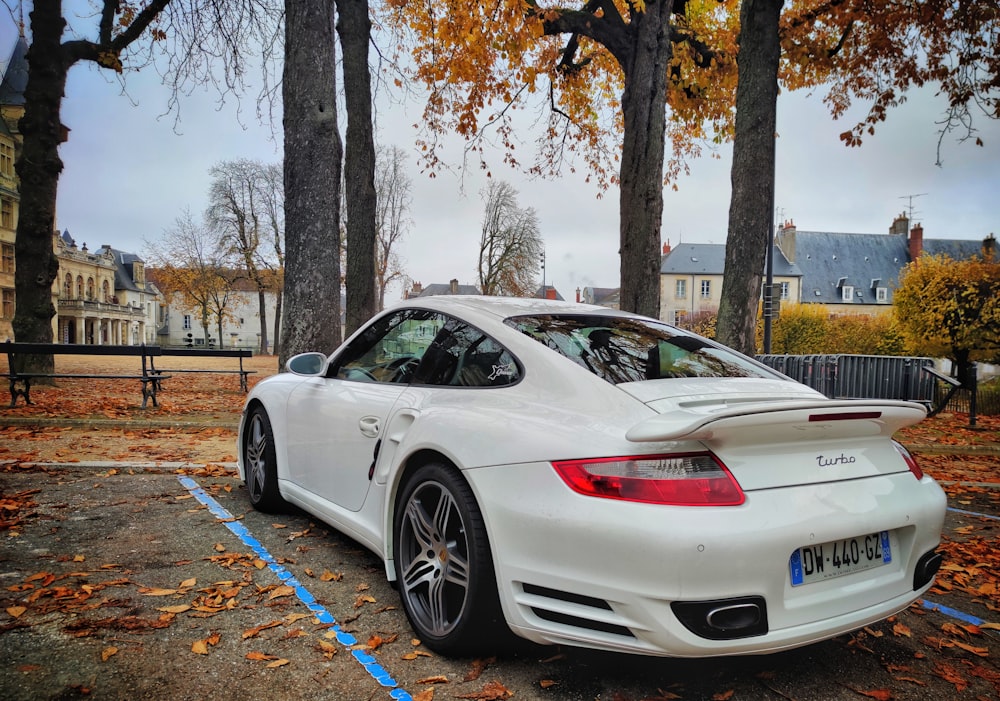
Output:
[477, 181, 542, 298]
[145, 209, 236, 348]
[206, 159, 282, 355]
[13, 0, 281, 373]
[280, 0, 343, 365]
[374, 145, 411, 310]
[258, 162, 285, 357]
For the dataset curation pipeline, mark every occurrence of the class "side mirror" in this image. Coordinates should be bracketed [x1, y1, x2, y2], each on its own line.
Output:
[287, 352, 328, 376]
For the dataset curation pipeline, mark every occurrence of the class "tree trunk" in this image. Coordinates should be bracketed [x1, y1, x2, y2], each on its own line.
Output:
[336, 0, 377, 335]
[618, 1, 674, 319]
[12, 2, 68, 375]
[272, 289, 282, 357]
[257, 288, 268, 354]
[716, 0, 784, 355]
[280, 0, 343, 367]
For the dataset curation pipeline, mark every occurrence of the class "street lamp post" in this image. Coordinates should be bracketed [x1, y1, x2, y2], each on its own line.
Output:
[539, 250, 546, 299]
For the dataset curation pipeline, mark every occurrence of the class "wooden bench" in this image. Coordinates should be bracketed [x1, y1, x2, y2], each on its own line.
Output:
[0, 342, 168, 409]
[149, 348, 256, 392]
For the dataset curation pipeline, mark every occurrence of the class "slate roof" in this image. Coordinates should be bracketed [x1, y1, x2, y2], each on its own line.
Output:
[534, 285, 565, 301]
[659, 242, 801, 277]
[791, 232, 908, 305]
[99, 246, 148, 294]
[785, 228, 990, 306]
[0, 35, 28, 106]
[415, 282, 482, 297]
[583, 286, 620, 307]
[923, 238, 986, 260]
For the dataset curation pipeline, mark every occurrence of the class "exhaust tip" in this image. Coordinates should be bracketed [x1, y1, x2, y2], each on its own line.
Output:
[914, 549, 943, 591]
[672, 596, 768, 640]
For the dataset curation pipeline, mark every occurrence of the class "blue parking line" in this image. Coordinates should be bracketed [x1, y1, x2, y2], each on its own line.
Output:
[948, 506, 1000, 521]
[177, 476, 413, 701]
[921, 598, 987, 627]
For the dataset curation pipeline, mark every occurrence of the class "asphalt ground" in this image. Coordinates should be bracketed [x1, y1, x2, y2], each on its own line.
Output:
[1, 457, 998, 701]
[1, 356, 998, 700]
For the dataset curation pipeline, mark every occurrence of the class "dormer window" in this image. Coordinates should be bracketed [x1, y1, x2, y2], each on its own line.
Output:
[841, 285, 855, 302]
[876, 287, 888, 303]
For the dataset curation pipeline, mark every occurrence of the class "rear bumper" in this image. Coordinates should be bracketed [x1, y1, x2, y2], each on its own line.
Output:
[468, 462, 946, 657]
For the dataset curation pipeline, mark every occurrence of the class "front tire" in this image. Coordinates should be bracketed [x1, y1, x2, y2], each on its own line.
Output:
[393, 462, 511, 656]
[243, 406, 286, 513]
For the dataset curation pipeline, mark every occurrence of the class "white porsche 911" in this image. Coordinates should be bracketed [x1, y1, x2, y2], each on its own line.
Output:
[237, 296, 946, 658]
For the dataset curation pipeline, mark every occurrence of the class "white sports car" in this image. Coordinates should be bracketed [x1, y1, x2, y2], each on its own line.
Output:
[237, 296, 946, 658]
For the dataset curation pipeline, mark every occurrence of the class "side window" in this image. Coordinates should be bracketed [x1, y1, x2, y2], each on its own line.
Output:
[413, 318, 520, 387]
[334, 309, 445, 383]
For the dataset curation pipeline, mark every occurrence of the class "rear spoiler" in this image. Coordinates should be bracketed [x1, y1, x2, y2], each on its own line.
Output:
[626, 399, 927, 443]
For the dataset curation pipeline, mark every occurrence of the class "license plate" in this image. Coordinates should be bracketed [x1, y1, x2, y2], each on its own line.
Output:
[789, 531, 892, 586]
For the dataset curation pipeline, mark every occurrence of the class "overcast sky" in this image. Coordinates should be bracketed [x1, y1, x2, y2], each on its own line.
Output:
[3, 10, 998, 303]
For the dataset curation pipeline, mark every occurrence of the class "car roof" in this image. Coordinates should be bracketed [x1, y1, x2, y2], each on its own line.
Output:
[388, 295, 636, 322]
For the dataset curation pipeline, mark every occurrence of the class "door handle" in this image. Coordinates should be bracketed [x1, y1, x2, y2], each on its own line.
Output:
[359, 415, 380, 438]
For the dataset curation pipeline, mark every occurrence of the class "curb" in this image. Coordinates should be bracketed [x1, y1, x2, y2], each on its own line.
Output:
[0, 416, 239, 430]
[0, 459, 239, 471]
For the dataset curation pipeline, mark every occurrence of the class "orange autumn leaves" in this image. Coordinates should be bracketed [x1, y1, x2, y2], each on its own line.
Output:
[0, 425, 237, 466]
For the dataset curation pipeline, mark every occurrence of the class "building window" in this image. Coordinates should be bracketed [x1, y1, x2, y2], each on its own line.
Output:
[1, 198, 12, 229]
[675, 279, 686, 299]
[1, 288, 13, 319]
[672, 310, 686, 326]
[876, 287, 888, 303]
[63, 274, 72, 299]
[1, 243, 12, 273]
[700, 279, 711, 299]
[0, 143, 12, 177]
[86, 277, 95, 299]
[102, 280, 110, 302]
[183, 315, 192, 330]
[76, 276, 84, 299]
[780, 282, 789, 300]
[841, 285, 854, 302]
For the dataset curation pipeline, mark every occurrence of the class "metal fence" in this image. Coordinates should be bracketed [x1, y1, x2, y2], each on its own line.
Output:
[756, 354, 937, 405]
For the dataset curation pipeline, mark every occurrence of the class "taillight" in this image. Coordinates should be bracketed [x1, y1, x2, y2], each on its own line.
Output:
[892, 441, 924, 480]
[551, 453, 745, 506]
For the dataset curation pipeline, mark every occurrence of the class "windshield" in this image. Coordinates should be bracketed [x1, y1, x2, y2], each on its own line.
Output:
[505, 314, 779, 385]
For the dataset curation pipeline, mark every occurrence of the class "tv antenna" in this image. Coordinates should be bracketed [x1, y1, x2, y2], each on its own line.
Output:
[899, 193, 927, 222]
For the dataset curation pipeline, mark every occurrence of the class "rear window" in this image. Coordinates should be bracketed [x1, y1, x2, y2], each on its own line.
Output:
[504, 314, 778, 384]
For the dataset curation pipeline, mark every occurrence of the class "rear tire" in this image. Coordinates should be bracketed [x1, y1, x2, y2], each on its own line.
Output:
[393, 462, 512, 656]
[243, 406, 286, 513]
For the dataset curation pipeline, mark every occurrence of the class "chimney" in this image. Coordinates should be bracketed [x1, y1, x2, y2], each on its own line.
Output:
[983, 233, 997, 263]
[545, 287, 556, 300]
[909, 223, 924, 260]
[662, 239, 672, 255]
[776, 220, 797, 263]
[409, 281, 422, 298]
[890, 213, 909, 236]
[449, 278, 459, 295]
[576, 287, 581, 303]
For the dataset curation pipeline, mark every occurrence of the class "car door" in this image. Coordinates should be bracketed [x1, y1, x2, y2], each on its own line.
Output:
[284, 309, 446, 511]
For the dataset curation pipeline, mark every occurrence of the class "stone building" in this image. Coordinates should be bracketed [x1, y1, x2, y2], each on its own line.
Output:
[0, 30, 26, 340]
[659, 240, 802, 325]
[53, 232, 159, 345]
